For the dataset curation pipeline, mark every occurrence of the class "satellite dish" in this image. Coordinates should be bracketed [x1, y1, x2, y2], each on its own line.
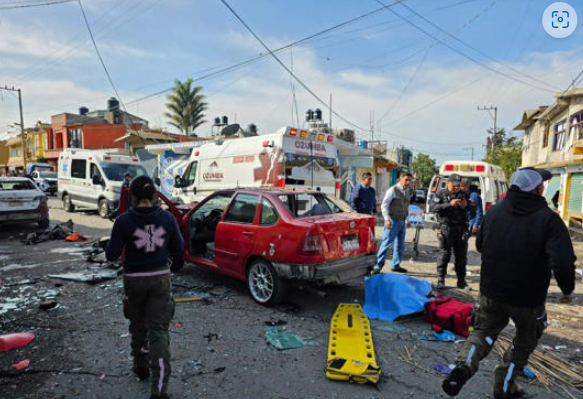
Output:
[221, 123, 240, 137]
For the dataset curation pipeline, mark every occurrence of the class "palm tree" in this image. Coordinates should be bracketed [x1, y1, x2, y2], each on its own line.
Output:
[164, 79, 208, 136]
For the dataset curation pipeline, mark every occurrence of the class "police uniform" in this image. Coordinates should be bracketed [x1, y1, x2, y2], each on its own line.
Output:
[429, 174, 475, 288]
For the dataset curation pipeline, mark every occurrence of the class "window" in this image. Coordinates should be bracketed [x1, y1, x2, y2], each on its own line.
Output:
[181, 161, 198, 186]
[0, 179, 36, 190]
[276, 192, 351, 218]
[71, 159, 86, 179]
[90, 164, 103, 181]
[68, 129, 82, 148]
[224, 194, 258, 224]
[553, 120, 567, 151]
[260, 198, 278, 225]
[284, 154, 338, 186]
[570, 111, 583, 140]
[542, 124, 550, 148]
[191, 193, 233, 219]
[101, 163, 147, 181]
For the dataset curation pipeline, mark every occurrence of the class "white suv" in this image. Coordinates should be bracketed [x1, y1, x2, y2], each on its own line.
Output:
[0, 177, 49, 228]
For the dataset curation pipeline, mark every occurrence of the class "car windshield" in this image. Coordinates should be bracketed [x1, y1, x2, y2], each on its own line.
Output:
[39, 172, 57, 178]
[416, 190, 425, 196]
[276, 192, 351, 218]
[0, 180, 37, 190]
[101, 163, 147, 181]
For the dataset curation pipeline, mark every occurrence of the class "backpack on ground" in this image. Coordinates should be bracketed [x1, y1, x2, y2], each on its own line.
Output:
[423, 297, 475, 337]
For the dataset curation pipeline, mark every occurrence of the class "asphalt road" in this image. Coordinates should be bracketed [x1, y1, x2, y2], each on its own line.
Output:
[0, 198, 581, 398]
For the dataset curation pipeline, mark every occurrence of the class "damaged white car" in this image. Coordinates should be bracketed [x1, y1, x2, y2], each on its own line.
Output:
[0, 177, 50, 228]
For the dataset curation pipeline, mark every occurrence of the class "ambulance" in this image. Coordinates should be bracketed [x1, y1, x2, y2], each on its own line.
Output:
[149, 126, 340, 205]
[57, 149, 148, 218]
[425, 161, 507, 224]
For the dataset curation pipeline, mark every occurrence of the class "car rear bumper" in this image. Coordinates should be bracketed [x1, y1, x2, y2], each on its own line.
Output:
[272, 253, 376, 285]
[0, 209, 44, 223]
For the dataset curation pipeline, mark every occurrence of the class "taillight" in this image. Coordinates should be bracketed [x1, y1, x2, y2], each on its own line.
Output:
[298, 230, 329, 255]
[335, 181, 340, 190]
[104, 156, 111, 160]
[327, 135, 334, 142]
[276, 178, 285, 187]
[133, 158, 139, 162]
[194, 151, 199, 156]
[367, 227, 376, 252]
[485, 202, 492, 211]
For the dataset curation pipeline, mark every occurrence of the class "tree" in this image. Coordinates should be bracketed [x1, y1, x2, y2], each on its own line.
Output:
[413, 153, 438, 187]
[164, 79, 208, 136]
[482, 128, 522, 181]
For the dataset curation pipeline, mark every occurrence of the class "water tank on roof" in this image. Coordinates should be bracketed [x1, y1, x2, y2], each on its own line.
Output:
[214, 117, 221, 125]
[222, 115, 228, 125]
[79, 106, 89, 116]
[107, 97, 120, 112]
[360, 140, 369, 149]
[314, 108, 322, 121]
[306, 109, 314, 122]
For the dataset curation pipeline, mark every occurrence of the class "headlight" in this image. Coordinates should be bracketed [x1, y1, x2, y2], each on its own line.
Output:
[33, 195, 48, 203]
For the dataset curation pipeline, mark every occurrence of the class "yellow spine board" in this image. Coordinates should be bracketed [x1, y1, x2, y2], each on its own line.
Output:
[325, 303, 381, 384]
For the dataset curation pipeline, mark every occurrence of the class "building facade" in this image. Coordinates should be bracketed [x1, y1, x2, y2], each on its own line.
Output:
[516, 87, 583, 224]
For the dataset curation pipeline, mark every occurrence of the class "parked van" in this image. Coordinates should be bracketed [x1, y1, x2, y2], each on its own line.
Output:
[58, 149, 147, 218]
[147, 126, 340, 205]
[425, 161, 507, 224]
[26, 163, 58, 195]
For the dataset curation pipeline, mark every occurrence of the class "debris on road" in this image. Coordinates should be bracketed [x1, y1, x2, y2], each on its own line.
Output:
[265, 326, 306, 350]
[38, 300, 58, 310]
[433, 363, 451, 374]
[22, 220, 75, 245]
[47, 269, 121, 284]
[0, 332, 35, 352]
[418, 329, 456, 342]
[11, 359, 30, 370]
[265, 319, 287, 327]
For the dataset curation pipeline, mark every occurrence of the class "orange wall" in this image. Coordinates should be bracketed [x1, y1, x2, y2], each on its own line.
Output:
[79, 124, 127, 149]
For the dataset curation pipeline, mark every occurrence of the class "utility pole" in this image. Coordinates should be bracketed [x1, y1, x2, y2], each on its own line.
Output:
[1, 86, 26, 169]
[329, 93, 332, 131]
[463, 146, 474, 161]
[477, 105, 498, 152]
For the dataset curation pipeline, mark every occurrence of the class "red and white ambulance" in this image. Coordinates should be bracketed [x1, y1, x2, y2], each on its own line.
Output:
[170, 126, 340, 206]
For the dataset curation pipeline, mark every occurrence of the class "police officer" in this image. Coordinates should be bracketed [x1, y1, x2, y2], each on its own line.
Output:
[429, 174, 475, 289]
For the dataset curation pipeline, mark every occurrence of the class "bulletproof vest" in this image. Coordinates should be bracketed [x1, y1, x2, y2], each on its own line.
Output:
[389, 186, 409, 221]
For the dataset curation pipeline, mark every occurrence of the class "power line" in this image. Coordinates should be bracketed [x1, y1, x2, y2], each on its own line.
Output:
[222, 0, 397, 132]
[0, 0, 78, 10]
[373, 0, 556, 93]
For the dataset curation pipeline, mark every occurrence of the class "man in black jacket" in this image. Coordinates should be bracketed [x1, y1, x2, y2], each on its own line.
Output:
[429, 174, 475, 289]
[442, 168, 576, 399]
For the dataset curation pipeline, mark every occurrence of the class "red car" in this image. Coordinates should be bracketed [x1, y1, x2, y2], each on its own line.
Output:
[161, 189, 377, 305]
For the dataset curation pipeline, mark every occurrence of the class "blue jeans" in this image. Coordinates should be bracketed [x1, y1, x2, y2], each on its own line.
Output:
[375, 220, 406, 270]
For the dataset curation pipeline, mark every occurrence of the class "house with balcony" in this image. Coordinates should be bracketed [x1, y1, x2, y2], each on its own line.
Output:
[516, 87, 583, 224]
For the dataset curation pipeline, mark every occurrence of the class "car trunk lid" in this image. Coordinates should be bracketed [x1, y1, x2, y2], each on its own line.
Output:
[0, 190, 41, 212]
[299, 213, 376, 260]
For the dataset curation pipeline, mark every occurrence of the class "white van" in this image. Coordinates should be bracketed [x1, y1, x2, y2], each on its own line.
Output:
[58, 149, 148, 218]
[154, 126, 340, 204]
[425, 161, 507, 224]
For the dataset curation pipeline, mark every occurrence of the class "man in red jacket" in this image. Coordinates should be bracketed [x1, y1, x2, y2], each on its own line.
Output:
[442, 168, 576, 399]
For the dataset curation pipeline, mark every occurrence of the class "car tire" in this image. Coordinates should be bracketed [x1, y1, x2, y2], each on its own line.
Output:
[247, 259, 286, 306]
[38, 218, 50, 229]
[169, 255, 184, 272]
[98, 199, 109, 219]
[63, 195, 75, 212]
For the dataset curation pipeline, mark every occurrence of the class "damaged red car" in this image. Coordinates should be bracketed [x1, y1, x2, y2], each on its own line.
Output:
[163, 189, 377, 305]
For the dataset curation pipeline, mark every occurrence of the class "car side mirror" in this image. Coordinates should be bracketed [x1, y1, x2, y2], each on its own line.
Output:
[193, 186, 197, 195]
[174, 175, 182, 187]
[154, 177, 161, 186]
[92, 175, 103, 185]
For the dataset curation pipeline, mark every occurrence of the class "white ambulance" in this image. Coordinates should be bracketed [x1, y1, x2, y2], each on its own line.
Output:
[58, 149, 148, 218]
[157, 126, 340, 204]
[425, 161, 507, 224]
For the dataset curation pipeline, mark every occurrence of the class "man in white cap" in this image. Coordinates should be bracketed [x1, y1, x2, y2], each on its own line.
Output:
[442, 168, 576, 399]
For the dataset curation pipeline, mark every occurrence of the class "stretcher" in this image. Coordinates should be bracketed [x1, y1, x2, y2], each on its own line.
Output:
[325, 303, 381, 384]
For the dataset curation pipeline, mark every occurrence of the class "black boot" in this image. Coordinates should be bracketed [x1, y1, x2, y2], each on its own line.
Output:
[133, 365, 150, 381]
[442, 364, 471, 396]
[436, 276, 446, 289]
[456, 278, 469, 289]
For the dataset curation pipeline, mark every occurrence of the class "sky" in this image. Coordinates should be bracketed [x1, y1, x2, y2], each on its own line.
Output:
[0, 0, 582, 164]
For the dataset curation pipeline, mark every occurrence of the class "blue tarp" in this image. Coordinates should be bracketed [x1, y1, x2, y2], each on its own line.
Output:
[363, 273, 432, 321]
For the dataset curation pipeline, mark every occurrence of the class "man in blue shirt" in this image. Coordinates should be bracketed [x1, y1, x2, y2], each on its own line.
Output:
[460, 179, 483, 233]
[350, 172, 377, 215]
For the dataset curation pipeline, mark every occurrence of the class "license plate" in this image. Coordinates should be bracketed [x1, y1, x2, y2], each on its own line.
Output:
[9, 201, 22, 207]
[342, 234, 359, 251]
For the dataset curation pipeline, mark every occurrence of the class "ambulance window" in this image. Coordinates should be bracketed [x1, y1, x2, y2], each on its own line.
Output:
[71, 159, 86, 179]
[182, 161, 198, 186]
[224, 194, 258, 224]
[90, 164, 102, 180]
[260, 198, 278, 226]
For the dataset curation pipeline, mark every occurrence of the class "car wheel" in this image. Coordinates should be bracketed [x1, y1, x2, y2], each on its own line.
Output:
[247, 259, 286, 306]
[98, 199, 109, 218]
[169, 255, 184, 272]
[63, 195, 75, 212]
[38, 218, 50, 229]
